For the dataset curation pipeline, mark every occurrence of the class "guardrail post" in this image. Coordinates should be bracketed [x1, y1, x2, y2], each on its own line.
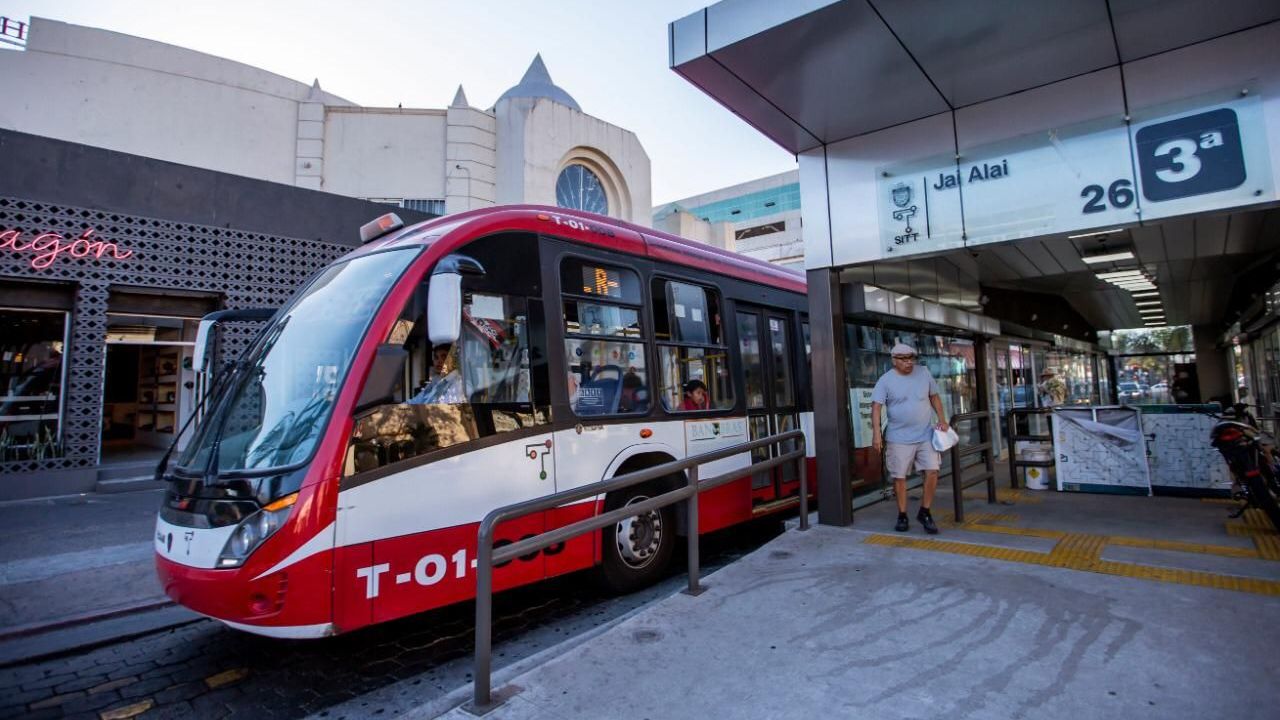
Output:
[798, 438, 809, 531]
[684, 466, 703, 596]
[473, 526, 494, 710]
[984, 415, 997, 504]
[951, 420, 965, 524]
[1006, 409, 1017, 489]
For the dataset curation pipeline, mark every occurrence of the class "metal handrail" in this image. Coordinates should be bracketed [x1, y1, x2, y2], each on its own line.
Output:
[1006, 408, 1055, 489]
[469, 429, 808, 712]
[948, 412, 997, 523]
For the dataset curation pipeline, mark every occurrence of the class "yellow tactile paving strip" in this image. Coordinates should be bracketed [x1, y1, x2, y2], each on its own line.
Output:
[863, 533, 1280, 596]
[939, 498, 1279, 561]
[963, 487, 1043, 504]
[867, 499, 1280, 595]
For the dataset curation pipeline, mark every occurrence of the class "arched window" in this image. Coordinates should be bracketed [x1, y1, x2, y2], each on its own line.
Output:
[555, 164, 609, 215]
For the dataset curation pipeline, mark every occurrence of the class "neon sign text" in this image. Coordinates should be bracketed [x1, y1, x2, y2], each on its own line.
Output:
[0, 229, 134, 270]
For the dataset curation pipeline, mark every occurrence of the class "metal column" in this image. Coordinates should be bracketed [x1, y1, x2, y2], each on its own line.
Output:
[808, 268, 853, 526]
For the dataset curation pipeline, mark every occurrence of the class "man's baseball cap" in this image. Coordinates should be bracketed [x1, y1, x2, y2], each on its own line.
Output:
[890, 343, 916, 356]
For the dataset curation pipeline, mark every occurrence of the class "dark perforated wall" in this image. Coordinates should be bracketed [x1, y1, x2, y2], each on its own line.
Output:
[0, 195, 351, 476]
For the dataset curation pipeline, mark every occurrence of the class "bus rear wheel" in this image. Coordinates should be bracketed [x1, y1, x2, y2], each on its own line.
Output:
[599, 490, 675, 593]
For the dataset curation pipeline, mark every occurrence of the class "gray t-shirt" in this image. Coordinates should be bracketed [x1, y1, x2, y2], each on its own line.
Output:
[871, 366, 941, 444]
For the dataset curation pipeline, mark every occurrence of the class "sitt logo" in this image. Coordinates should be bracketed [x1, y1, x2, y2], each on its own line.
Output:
[1135, 108, 1245, 202]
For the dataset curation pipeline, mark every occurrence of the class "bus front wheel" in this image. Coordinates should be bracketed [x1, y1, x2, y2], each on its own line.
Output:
[599, 489, 676, 593]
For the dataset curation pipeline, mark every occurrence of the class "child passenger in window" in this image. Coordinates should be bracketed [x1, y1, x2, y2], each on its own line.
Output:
[681, 379, 709, 411]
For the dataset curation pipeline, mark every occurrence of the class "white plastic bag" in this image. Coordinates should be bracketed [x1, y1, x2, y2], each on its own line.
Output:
[931, 425, 960, 452]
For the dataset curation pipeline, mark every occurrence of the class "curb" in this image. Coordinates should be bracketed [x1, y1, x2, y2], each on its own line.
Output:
[0, 598, 175, 642]
[0, 604, 202, 668]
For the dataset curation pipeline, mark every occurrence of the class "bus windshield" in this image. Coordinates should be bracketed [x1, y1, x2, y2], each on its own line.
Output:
[177, 248, 419, 475]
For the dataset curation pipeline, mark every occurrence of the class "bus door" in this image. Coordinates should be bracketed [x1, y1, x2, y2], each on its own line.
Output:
[734, 307, 800, 508]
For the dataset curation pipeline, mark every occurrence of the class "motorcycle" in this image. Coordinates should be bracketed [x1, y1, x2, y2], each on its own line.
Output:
[1208, 402, 1280, 531]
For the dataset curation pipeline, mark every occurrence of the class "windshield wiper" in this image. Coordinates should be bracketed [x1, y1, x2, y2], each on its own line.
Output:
[201, 317, 291, 484]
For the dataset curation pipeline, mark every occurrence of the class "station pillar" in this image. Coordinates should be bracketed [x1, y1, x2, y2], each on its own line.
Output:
[808, 268, 854, 526]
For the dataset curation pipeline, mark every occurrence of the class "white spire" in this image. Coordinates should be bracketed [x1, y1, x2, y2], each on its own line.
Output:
[450, 84, 470, 108]
[496, 54, 580, 112]
[304, 78, 324, 102]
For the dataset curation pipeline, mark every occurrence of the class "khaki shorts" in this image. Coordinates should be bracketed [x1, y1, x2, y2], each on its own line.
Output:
[885, 441, 941, 479]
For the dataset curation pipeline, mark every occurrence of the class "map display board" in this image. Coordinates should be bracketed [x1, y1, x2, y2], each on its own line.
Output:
[1053, 407, 1151, 496]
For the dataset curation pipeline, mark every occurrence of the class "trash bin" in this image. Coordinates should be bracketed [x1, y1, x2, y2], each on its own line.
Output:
[1020, 447, 1055, 490]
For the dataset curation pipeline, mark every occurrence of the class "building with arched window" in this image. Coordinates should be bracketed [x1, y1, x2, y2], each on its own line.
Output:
[0, 17, 654, 497]
[0, 18, 652, 225]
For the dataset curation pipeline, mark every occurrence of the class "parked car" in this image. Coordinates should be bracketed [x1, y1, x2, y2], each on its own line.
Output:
[1118, 381, 1142, 401]
[1151, 381, 1169, 393]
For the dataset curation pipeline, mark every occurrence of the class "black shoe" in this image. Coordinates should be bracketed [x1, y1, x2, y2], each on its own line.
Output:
[917, 508, 939, 535]
[895, 513, 909, 532]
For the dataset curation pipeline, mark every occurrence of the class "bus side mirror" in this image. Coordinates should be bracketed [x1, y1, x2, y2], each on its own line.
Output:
[193, 319, 215, 372]
[427, 254, 485, 346]
[356, 345, 408, 413]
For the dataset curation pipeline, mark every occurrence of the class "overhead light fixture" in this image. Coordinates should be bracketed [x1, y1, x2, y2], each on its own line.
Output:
[1139, 308, 1165, 314]
[895, 295, 910, 302]
[1131, 291, 1160, 298]
[1081, 250, 1136, 264]
[1069, 228, 1125, 239]
[1096, 270, 1146, 279]
[1135, 300, 1162, 306]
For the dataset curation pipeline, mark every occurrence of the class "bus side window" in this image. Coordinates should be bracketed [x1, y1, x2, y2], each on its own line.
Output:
[560, 258, 648, 417]
[652, 279, 733, 413]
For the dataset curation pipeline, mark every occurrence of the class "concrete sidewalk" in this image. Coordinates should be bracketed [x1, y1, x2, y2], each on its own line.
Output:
[428, 491, 1280, 720]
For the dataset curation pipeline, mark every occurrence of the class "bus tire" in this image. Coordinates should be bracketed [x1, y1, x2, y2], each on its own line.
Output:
[598, 487, 676, 593]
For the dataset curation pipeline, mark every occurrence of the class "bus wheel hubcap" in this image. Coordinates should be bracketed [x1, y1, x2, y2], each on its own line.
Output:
[616, 496, 662, 569]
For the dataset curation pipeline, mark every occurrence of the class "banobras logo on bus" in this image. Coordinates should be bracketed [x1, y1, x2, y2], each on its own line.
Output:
[687, 418, 747, 442]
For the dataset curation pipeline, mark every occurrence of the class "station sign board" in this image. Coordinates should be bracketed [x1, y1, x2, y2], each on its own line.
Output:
[875, 92, 1273, 259]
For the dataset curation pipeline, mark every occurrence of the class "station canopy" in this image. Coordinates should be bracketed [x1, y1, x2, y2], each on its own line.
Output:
[671, 0, 1280, 334]
[671, 0, 1280, 155]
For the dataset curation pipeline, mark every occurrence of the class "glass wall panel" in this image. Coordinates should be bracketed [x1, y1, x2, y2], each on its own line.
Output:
[0, 308, 67, 462]
[736, 312, 765, 409]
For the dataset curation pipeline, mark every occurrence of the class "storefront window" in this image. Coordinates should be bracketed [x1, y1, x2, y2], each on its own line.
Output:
[1044, 350, 1096, 406]
[0, 308, 67, 462]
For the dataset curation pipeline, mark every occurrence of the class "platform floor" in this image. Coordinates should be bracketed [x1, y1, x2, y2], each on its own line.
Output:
[431, 486, 1280, 720]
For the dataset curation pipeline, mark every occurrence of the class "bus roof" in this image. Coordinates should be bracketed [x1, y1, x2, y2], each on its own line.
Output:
[359, 205, 807, 295]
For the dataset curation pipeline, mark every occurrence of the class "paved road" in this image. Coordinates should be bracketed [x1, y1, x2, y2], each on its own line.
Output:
[0, 490, 166, 631]
[0, 489, 163, 564]
[0, 519, 782, 719]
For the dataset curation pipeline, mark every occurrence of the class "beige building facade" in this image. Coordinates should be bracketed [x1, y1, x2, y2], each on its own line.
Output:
[0, 18, 651, 225]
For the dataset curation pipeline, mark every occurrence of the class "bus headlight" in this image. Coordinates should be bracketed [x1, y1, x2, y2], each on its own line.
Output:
[217, 493, 298, 568]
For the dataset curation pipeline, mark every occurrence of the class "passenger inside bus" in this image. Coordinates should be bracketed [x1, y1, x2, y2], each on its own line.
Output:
[411, 344, 465, 404]
[681, 379, 709, 411]
[619, 367, 649, 413]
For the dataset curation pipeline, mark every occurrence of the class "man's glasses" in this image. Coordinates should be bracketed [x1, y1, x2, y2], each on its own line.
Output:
[892, 356, 916, 362]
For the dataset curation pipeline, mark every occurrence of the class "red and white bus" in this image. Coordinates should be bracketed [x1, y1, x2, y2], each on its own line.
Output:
[155, 205, 814, 638]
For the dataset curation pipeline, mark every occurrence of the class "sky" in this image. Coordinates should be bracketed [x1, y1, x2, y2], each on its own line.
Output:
[6, 0, 798, 206]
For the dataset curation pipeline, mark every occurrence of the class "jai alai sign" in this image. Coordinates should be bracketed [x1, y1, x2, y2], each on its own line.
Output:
[0, 228, 134, 270]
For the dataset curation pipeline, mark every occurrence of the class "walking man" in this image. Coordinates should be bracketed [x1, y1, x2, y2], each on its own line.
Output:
[871, 343, 949, 534]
